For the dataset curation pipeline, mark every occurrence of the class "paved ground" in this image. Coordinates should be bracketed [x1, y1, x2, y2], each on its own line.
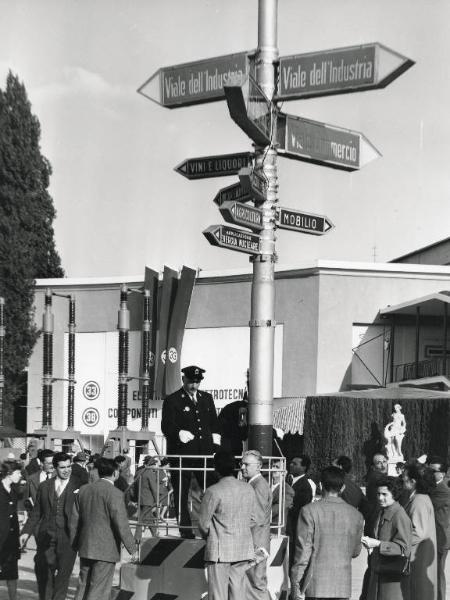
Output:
[1, 531, 449, 599]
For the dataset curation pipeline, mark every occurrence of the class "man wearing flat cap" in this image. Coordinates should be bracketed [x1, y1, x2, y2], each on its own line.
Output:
[161, 365, 221, 538]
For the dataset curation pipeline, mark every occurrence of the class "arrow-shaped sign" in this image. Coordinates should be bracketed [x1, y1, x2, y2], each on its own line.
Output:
[137, 51, 251, 108]
[224, 75, 275, 146]
[239, 167, 268, 203]
[220, 201, 264, 231]
[203, 225, 261, 255]
[277, 207, 334, 235]
[277, 43, 414, 101]
[277, 113, 380, 171]
[213, 182, 252, 207]
[175, 152, 253, 180]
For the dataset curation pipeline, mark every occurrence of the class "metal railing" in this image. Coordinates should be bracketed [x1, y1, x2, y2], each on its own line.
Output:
[130, 454, 288, 540]
[393, 356, 450, 382]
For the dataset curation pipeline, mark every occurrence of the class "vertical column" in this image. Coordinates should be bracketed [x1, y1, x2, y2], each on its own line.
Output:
[443, 303, 448, 377]
[0, 298, 5, 427]
[414, 306, 420, 379]
[42, 289, 54, 428]
[389, 320, 396, 383]
[141, 289, 151, 431]
[248, 0, 278, 455]
[117, 284, 130, 428]
[67, 296, 76, 429]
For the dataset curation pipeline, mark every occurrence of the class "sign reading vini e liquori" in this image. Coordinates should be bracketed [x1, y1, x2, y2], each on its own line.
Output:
[138, 52, 250, 108]
[175, 152, 253, 180]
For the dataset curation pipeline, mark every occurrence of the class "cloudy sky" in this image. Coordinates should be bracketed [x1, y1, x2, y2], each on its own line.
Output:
[1, 0, 449, 277]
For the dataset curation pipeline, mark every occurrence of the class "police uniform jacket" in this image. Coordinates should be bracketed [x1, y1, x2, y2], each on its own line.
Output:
[162, 387, 219, 455]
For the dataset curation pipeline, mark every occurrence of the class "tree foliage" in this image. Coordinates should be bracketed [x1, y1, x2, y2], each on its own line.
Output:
[0, 72, 64, 424]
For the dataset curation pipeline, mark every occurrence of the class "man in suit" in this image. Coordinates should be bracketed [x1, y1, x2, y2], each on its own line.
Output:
[199, 450, 257, 600]
[291, 466, 364, 600]
[161, 365, 221, 538]
[334, 455, 369, 518]
[24, 448, 55, 514]
[20, 452, 78, 600]
[70, 457, 137, 600]
[271, 460, 294, 534]
[287, 455, 314, 568]
[71, 451, 89, 487]
[241, 449, 272, 600]
[428, 456, 450, 600]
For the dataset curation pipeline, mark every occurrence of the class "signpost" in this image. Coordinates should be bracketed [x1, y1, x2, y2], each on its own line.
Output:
[219, 201, 264, 231]
[239, 166, 268, 203]
[277, 43, 414, 101]
[277, 207, 334, 235]
[137, 51, 251, 108]
[213, 182, 252, 207]
[277, 112, 380, 171]
[224, 75, 275, 145]
[174, 152, 253, 180]
[140, 0, 414, 456]
[203, 224, 261, 255]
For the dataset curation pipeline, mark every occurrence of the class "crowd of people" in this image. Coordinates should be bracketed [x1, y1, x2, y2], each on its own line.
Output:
[0, 363, 448, 600]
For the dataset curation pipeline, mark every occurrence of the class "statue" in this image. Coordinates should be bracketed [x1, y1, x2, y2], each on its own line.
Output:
[384, 403, 406, 461]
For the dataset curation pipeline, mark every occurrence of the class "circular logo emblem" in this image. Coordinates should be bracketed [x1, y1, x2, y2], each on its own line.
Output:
[149, 351, 155, 367]
[168, 347, 178, 364]
[82, 408, 100, 428]
[83, 381, 100, 401]
[161, 350, 166, 365]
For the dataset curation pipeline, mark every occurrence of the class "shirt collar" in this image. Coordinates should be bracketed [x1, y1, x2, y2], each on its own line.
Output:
[291, 474, 305, 485]
[249, 473, 262, 484]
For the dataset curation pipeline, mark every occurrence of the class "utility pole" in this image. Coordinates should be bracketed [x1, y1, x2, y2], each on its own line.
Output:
[248, 0, 278, 454]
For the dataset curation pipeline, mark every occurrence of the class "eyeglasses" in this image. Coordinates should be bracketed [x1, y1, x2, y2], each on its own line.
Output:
[240, 461, 258, 467]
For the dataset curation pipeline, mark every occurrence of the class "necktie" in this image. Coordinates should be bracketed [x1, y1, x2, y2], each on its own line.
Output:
[46, 472, 52, 480]
[287, 475, 293, 486]
[377, 510, 385, 537]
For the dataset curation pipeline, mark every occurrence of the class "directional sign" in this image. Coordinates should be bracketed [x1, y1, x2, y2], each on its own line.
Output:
[203, 225, 260, 255]
[138, 51, 251, 108]
[175, 152, 253, 180]
[224, 75, 275, 145]
[213, 182, 252, 207]
[277, 113, 380, 171]
[277, 207, 334, 236]
[277, 43, 414, 101]
[219, 201, 264, 232]
[239, 167, 268, 203]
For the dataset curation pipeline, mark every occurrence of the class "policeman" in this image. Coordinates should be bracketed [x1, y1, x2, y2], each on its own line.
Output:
[161, 365, 221, 538]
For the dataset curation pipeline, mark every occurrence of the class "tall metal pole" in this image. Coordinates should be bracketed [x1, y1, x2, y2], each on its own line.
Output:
[67, 295, 76, 429]
[0, 298, 5, 428]
[248, 0, 278, 455]
[141, 289, 151, 431]
[42, 289, 54, 428]
[117, 284, 130, 429]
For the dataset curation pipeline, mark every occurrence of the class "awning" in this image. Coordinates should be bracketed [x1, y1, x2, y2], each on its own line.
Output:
[380, 291, 450, 317]
[273, 398, 306, 434]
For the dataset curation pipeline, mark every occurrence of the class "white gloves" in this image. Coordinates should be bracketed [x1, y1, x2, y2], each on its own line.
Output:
[212, 433, 221, 446]
[274, 427, 285, 440]
[179, 430, 195, 444]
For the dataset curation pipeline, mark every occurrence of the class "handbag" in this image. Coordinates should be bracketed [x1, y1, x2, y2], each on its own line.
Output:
[372, 547, 410, 578]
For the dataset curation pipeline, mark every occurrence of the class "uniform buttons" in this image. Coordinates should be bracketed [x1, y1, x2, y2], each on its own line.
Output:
[199, 436, 203, 439]
[199, 427, 202, 431]
[9, 528, 13, 532]
[9, 501, 12, 505]
[197, 419, 201, 422]
[9, 514, 13, 519]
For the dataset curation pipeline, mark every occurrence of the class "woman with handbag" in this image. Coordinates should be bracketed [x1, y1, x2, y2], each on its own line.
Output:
[402, 462, 438, 600]
[362, 476, 412, 600]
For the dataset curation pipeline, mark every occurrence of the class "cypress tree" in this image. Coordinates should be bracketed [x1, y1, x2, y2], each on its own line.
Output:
[0, 71, 64, 426]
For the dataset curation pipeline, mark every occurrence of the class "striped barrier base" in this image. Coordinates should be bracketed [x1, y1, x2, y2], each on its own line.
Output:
[118, 535, 289, 600]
